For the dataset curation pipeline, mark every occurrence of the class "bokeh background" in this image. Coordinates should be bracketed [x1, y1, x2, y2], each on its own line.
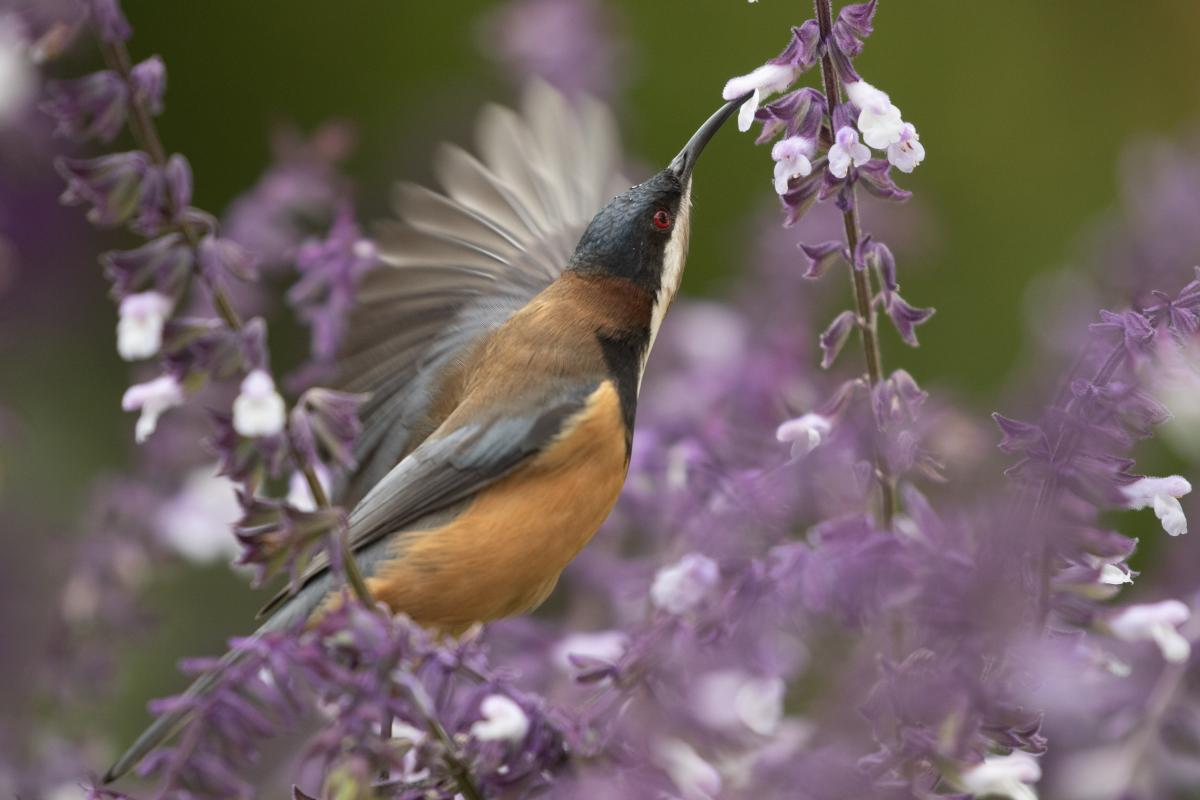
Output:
[3, 0, 1200, 776]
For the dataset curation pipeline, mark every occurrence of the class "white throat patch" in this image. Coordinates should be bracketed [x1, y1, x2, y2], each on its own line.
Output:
[639, 181, 692, 391]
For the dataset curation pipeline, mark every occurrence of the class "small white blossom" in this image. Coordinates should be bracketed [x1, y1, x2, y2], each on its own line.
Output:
[1121, 475, 1191, 536]
[157, 465, 241, 564]
[116, 291, 173, 361]
[844, 79, 905, 149]
[233, 369, 286, 438]
[722, 63, 798, 132]
[887, 122, 925, 172]
[770, 136, 814, 195]
[654, 739, 722, 800]
[286, 462, 332, 512]
[1098, 563, 1133, 586]
[470, 694, 529, 743]
[955, 752, 1042, 800]
[552, 630, 629, 673]
[695, 670, 785, 735]
[0, 15, 35, 126]
[122, 374, 184, 443]
[651, 553, 719, 614]
[828, 125, 872, 178]
[1108, 599, 1191, 663]
[775, 413, 832, 457]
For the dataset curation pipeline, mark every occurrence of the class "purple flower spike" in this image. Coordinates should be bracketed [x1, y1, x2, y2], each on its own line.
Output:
[42, 71, 129, 142]
[87, 0, 132, 43]
[288, 207, 379, 365]
[130, 55, 167, 115]
[56, 151, 153, 227]
[820, 310, 858, 369]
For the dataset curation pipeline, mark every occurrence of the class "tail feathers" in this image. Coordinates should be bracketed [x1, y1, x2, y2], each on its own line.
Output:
[102, 576, 329, 784]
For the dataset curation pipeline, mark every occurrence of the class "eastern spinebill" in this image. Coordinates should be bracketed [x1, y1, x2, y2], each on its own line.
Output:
[104, 83, 749, 783]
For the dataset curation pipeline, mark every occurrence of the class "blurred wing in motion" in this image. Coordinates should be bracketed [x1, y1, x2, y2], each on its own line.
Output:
[340, 80, 625, 505]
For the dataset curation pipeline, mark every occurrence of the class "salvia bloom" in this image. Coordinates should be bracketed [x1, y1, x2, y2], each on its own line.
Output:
[14, 2, 1200, 799]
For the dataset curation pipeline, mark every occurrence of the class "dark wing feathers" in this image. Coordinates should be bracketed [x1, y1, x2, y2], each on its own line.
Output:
[340, 82, 624, 503]
[258, 383, 596, 619]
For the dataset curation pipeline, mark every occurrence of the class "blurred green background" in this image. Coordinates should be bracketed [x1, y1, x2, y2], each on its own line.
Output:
[4, 0, 1200, 750]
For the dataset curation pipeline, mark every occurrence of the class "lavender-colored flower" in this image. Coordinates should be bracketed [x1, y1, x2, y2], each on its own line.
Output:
[887, 122, 925, 172]
[952, 752, 1042, 800]
[232, 370, 286, 438]
[121, 373, 183, 443]
[1120, 474, 1191, 535]
[724, 64, 800, 133]
[650, 553, 720, 614]
[1106, 600, 1192, 663]
[776, 412, 832, 456]
[287, 207, 377, 368]
[844, 79, 904, 149]
[470, 694, 530, 743]
[115, 290, 172, 360]
[828, 125, 871, 178]
[770, 135, 815, 194]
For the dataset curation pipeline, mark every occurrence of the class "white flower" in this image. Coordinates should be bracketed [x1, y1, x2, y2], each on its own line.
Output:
[654, 739, 722, 800]
[770, 136, 814, 195]
[157, 465, 241, 564]
[1121, 475, 1191, 536]
[775, 413, 832, 457]
[651, 553, 719, 614]
[1108, 599, 1191, 663]
[552, 630, 629, 674]
[233, 369, 286, 437]
[844, 79, 905, 148]
[722, 63, 798, 132]
[469, 694, 529, 743]
[955, 752, 1042, 800]
[0, 15, 35, 126]
[887, 122, 925, 172]
[116, 291, 173, 361]
[286, 462, 332, 512]
[122, 374, 184, 443]
[828, 125, 872, 179]
[1098, 563, 1133, 586]
[694, 670, 785, 735]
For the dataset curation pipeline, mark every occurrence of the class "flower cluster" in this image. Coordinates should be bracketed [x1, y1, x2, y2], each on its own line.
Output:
[12, 1, 1200, 799]
[723, 0, 922, 223]
[45, 0, 368, 601]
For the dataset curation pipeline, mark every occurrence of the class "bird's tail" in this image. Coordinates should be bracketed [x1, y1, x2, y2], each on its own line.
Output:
[102, 574, 331, 784]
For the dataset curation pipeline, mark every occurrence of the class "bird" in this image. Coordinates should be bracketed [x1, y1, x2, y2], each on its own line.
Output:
[104, 82, 748, 784]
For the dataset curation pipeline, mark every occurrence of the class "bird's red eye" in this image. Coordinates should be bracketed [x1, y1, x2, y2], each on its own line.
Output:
[652, 209, 672, 230]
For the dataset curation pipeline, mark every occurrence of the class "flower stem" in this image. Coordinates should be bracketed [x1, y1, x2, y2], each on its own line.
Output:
[814, 0, 897, 525]
[99, 35, 374, 609]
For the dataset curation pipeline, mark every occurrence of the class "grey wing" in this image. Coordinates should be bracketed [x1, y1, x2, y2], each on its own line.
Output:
[257, 382, 597, 618]
[340, 81, 625, 505]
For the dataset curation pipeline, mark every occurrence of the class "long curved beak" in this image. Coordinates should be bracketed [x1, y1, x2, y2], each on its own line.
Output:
[668, 91, 753, 182]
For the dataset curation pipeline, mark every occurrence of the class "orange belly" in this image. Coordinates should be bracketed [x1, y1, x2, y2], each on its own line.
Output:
[367, 381, 628, 634]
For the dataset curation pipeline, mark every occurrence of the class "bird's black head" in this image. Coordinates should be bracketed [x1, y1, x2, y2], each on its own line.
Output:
[566, 93, 750, 305]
